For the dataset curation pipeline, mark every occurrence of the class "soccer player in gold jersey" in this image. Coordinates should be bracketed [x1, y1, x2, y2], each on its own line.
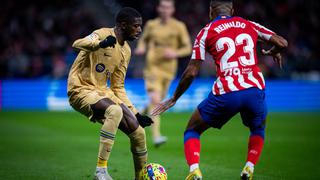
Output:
[135, 0, 192, 147]
[67, 7, 153, 180]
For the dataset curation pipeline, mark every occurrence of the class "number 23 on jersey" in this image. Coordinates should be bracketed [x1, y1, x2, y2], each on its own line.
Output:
[216, 33, 255, 76]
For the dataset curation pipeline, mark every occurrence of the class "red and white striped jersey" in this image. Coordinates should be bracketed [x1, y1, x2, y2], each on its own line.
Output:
[191, 16, 275, 95]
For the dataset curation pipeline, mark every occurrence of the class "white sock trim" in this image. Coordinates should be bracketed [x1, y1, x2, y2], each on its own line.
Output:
[190, 163, 199, 172]
[245, 161, 254, 170]
[96, 167, 107, 171]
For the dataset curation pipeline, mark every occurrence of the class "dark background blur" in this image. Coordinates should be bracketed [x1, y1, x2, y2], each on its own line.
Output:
[1, 0, 319, 80]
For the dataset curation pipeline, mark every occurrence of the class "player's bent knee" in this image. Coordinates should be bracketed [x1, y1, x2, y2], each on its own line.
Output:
[249, 118, 266, 138]
[130, 126, 146, 141]
[250, 127, 265, 138]
[129, 126, 147, 153]
[105, 105, 123, 124]
[184, 129, 200, 143]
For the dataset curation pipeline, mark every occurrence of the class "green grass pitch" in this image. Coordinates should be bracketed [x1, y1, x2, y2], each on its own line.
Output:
[0, 111, 320, 179]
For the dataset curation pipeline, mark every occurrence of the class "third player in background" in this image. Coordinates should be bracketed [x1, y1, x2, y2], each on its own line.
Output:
[135, 0, 192, 147]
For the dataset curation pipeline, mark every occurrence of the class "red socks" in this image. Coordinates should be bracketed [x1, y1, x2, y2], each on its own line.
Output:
[247, 135, 264, 165]
[184, 138, 201, 166]
[184, 131, 264, 167]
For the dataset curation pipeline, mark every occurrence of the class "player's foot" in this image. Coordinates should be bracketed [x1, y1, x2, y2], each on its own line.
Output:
[240, 165, 254, 180]
[185, 168, 202, 180]
[153, 136, 168, 148]
[94, 167, 113, 180]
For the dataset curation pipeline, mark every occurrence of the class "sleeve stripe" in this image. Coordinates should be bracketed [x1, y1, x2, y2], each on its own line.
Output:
[191, 50, 196, 59]
[259, 32, 272, 40]
[191, 29, 205, 60]
[191, 23, 213, 61]
[199, 23, 213, 60]
[249, 21, 275, 41]
[195, 23, 212, 60]
[249, 21, 274, 34]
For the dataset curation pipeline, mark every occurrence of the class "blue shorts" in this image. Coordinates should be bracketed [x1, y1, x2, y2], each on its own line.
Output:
[197, 88, 267, 129]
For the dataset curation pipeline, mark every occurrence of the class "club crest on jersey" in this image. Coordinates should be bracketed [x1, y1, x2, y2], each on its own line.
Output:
[96, 63, 105, 73]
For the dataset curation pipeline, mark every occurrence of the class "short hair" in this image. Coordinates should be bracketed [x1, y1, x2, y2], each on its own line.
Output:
[210, 0, 233, 6]
[115, 7, 141, 24]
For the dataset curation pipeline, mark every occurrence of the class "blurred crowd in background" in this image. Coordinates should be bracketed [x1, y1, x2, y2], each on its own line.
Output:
[0, 0, 319, 80]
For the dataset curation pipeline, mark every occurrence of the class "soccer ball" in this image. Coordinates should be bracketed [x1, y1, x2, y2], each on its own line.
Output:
[139, 163, 167, 180]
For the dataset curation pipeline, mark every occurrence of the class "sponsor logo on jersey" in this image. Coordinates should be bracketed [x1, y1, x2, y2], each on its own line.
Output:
[95, 63, 105, 73]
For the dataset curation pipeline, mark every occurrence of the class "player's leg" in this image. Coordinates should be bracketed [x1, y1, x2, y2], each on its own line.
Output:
[185, 91, 241, 180]
[148, 90, 162, 140]
[91, 98, 123, 180]
[118, 104, 147, 179]
[184, 109, 210, 180]
[240, 88, 268, 180]
[153, 78, 171, 146]
[145, 76, 167, 146]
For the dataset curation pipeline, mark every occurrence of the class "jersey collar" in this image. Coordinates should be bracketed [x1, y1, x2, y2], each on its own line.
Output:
[212, 15, 232, 22]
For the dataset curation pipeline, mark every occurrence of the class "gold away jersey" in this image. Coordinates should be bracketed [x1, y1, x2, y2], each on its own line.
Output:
[68, 28, 138, 116]
[137, 18, 192, 80]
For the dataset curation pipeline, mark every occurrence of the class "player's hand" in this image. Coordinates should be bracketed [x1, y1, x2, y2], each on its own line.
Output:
[262, 49, 283, 69]
[163, 49, 178, 59]
[135, 113, 154, 128]
[151, 98, 176, 116]
[134, 48, 145, 56]
[99, 35, 117, 48]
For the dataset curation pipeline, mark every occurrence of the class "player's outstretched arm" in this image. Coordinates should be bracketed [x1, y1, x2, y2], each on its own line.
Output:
[151, 60, 202, 116]
[72, 30, 116, 52]
[262, 34, 288, 69]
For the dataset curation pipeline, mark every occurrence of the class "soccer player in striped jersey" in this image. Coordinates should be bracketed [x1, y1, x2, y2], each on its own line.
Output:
[152, 0, 288, 179]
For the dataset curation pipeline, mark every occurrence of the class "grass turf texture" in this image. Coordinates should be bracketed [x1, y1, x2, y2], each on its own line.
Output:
[0, 111, 319, 179]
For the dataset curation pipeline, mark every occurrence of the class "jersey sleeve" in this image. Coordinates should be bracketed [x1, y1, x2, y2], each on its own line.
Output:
[191, 27, 209, 61]
[249, 21, 275, 41]
[176, 23, 192, 57]
[110, 58, 138, 114]
[72, 28, 109, 52]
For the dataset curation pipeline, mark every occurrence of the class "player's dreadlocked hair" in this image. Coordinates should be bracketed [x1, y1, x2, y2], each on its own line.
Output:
[116, 7, 141, 25]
